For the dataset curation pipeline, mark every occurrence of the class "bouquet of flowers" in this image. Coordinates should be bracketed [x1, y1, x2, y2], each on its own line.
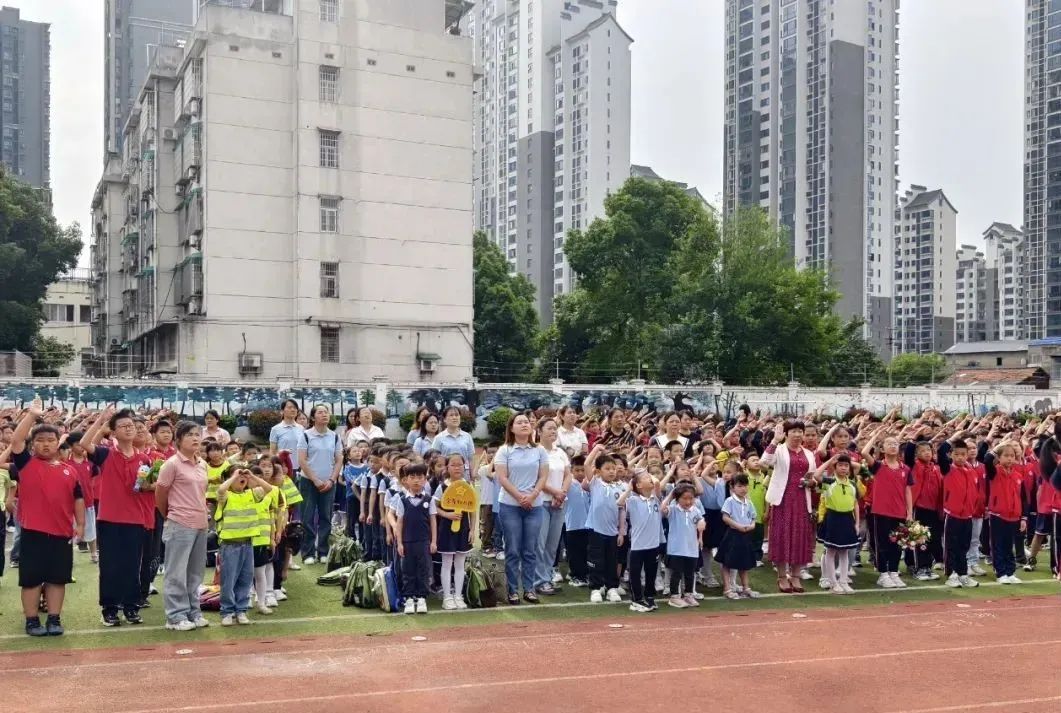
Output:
[889, 520, 932, 551]
[134, 459, 166, 492]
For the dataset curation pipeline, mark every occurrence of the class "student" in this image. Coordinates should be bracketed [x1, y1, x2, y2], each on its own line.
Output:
[84, 407, 154, 627]
[0, 456, 12, 577]
[618, 470, 662, 612]
[224, 441, 242, 463]
[432, 454, 475, 610]
[745, 454, 769, 563]
[241, 442, 261, 463]
[563, 455, 591, 587]
[906, 441, 944, 580]
[271, 455, 299, 602]
[661, 483, 706, 608]
[64, 432, 98, 564]
[249, 465, 282, 614]
[342, 443, 368, 543]
[204, 442, 230, 524]
[393, 463, 434, 614]
[149, 420, 176, 461]
[215, 467, 272, 626]
[938, 435, 983, 588]
[812, 454, 860, 594]
[9, 405, 85, 636]
[477, 443, 499, 557]
[984, 442, 1028, 584]
[697, 456, 727, 589]
[583, 444, 625, 603]
[861, 431, 914, 589]
[361, 445, 386, 561]
[718, 472, 760, 600]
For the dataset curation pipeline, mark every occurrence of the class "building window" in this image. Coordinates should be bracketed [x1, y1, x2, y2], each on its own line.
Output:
[79, 305, 91, 323]
[320, 196, 340, 232]
[320, 262, 339, 298]
[319, 66, 339, 102]
[319, 129, 339, 168]
[320, 0, 338, 22]
[320, 326, 340, 362]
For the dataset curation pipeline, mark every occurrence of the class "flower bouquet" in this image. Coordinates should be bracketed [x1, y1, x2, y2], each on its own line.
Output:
[134, 459, 166, 492]
[889, 520, 932, 551]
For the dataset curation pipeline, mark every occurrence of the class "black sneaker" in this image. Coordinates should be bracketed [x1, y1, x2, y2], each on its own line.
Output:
[77, 542, 89, 552]
[25, 617, 47, 637]
[101, 611, 121, 627]
[137, 598, 151, 609]
[646, 597, 658, 611]
[10, 559, 18, 569]
[124, 610, 143, 625]
[45, 616, 64, 636]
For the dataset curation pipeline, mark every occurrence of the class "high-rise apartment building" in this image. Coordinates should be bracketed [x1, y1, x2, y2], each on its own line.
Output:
[1024, 0, 1061, 338]
[89, 0, 474, 380]
[982, 222, 1025, 342]
[104, 0, 193, 154]
[723, 0, 899, 353]
[468, 0, 631, 321]
[0, 6, 49, 188]
[892, 186, 956, 355]
[955, 244, 987, 344]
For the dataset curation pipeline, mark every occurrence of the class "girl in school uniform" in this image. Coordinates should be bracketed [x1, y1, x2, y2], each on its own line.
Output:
[718, 472, 760, 599]
[983, 442, 1028, 584]
[432, 453, 476, 609]
[661, 483, 706, 609]
[618, 470, 663, 612]
[861, 431, 914, 589]
[812, 453, 861, 594]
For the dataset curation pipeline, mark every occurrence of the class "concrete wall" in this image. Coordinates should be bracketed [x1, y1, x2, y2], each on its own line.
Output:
[40, 277, 93, 376]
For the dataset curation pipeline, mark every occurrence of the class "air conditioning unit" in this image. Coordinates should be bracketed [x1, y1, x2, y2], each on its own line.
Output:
[187, 234, 201, 249]
[187, 97, 201, 117]
[163, 128, 177, 141]
[418, 358, 436, 374]
[238, 352, 263, 375]
[175, 183, 186, 197]
[109, 337, 120, 347]
[184, 166, 199, 181]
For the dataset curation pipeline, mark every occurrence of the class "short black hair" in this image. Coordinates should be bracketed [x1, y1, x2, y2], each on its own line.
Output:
[65, 431, 85, 447]
[30, 424, 61, 441]
[205, 441, 224, 454]
[570, 455, 586, 467]
[149, 419, 173, 434]
[241, 442, 259, 453]
[108, 408, 136, 431]
[731, 472, 749, 487]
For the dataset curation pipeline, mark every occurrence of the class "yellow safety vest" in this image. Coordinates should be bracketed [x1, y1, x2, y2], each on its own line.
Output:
[206, 463, 229, 502]
[281, 476, 302, 506]
[252, 488, 279, 547]
[215, 489, 260, 541]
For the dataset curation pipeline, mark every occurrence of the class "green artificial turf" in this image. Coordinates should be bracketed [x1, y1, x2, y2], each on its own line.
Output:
[2, 542, 1058, 653]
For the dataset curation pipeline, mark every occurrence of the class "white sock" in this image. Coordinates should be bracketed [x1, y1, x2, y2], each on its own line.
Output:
[441, 553, 454, 597]
[265, 565, 275, 595]
[254, 565, 268, 607]
[452, 552, 467, 599]
[822, 549, 837, 583]
[835, 549, 851, 583]
[702, 550, 715, 579]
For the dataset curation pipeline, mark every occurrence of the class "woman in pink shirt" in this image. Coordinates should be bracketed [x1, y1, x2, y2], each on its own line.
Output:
[155, 421, 209, 631]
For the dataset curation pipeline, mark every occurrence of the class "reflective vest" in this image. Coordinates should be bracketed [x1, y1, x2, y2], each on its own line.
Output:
[215, 489, 260, 541]
[206, 463, 228, 502]
[281, 476, 302, 506]
[252, 488, 279, 546]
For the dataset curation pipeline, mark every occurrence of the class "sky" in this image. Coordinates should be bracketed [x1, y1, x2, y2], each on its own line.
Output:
[15, 0, 1025, 258]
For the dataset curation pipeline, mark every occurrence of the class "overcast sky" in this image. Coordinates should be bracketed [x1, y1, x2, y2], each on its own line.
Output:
[16, 0, 1024, 259]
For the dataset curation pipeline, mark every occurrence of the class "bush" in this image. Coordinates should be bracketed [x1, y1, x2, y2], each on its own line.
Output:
[247, 409, 281, 441]
[371, 408, 386, 429]
[328, 415, 339, 431]
[459, 407, 477, 434]
[399, 411, 417, 434]
[486, 407, 514, 441]
[219, 414, 238, 434]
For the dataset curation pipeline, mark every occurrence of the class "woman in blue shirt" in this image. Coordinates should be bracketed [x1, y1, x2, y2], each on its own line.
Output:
[413, 412, 441, 457]
[495, 413, 549, 605]
[269, 399, 305, 463]
[431, 407, 475, 479]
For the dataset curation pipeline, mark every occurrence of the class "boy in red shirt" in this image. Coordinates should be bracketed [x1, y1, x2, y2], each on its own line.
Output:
[63, 432, 98, 563]
[905, 441, 943, 580]
[983, 442, 1028, 583]
[938, 436, 985, 588]
[9, 404, 85, 636]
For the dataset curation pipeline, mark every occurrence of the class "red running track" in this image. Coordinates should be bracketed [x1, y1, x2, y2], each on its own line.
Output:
[4, 597, 1061, 713]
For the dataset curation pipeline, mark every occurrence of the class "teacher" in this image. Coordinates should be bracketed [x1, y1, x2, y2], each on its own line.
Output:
[761, 420, 817, 593]
[297, 405, 343, 565]
[495, 413, 548, 605]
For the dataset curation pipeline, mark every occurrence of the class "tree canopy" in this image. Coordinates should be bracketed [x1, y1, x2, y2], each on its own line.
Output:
[30, 335, 77, 377]
[472, 231, 540, 381]
[0, 169, 82, 351]
[884, 352, 949, 387]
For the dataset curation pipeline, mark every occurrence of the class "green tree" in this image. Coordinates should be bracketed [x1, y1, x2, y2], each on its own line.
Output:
[0, 169, 82, 350]
[473, 230, 539, 380]
[809, 318, 887, 387]
[884, 352, 949, 387]
[30, 335, 77, 377]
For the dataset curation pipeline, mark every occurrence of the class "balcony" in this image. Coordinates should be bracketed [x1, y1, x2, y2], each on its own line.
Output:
[175, 254, 203, 306]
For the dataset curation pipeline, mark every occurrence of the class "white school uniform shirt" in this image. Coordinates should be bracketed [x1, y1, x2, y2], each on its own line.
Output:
[542, 446, 569, 504]
[556, 426, 588, 455]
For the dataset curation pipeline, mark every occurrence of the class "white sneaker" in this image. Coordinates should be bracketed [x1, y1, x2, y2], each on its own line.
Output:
[166, 620, 196, 632]
[830, 584, 845, 595]
[495, 552, 505, 561]
[265, 594, 278, 608]
[946, 573, 962, 588]
[877, 574, 896, 589]
[442, 596, 456, 610]
[403, 599, 416, 614]
[655, 575, 665, 592]
[303, 556, 317, 566]
[958, 575, 979, 588]
[274, 589, 288, 601]
[889, 572, 906, 588]
[703, 576, 721, 588]
[819, 578, 833, 590]
[454, 597, 468, 610]
[552, 570, 563, 584]
[289, 562, 302, 571]
[691, 591, 705, 600]
[799, 568, 814, 581]
[617, 585, 628, 596]
[667, 595, 688, 609]
[606, 587, 622, 603]
[149, 584, 159, 595]
[191, 617, 210, 628]
[257, 605, 273, 615]
[236, 613, 251, 625]
[969, 563, 987, 576]
[220, 615, 235, 626]
[840, 582, 855, 594]
[590, 588, 604, 603]
[415, 597, 428, 614]
[1007, 574, 1023, 584]
[629, 601, 650, 613]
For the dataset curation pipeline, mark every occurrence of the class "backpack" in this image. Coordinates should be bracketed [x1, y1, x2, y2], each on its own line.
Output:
[316, 564, 351, 586]
[464, 556, 502, 608]
[374, 565, 403, 613]
[205, 530, 219, 568]
[343, 561, 382, 608]
[325, 534, 363, 572]
[199, 585, 221, 611]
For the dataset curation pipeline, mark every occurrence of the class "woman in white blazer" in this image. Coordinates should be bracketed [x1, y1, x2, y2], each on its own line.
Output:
[761, 420, 818, 593]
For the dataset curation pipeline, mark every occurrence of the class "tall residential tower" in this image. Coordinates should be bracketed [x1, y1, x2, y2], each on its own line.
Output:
[468, 0, 631, 321]
[723, 0, 899, 353]
[0, 6, 49, 188]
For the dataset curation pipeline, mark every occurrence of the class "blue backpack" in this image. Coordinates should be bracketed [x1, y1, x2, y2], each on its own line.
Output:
[375, 565, 403, 613]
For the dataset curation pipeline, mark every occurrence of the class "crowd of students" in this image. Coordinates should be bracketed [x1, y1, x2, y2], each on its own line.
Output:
[5, 399, 1061, 635]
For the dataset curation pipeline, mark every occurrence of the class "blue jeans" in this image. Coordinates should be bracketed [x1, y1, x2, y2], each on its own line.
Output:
[219, 542, 253, 616]
[535, 504, 566, 588]
[498, 504, 543, 595]
[491, 506, 504, 551]
[299, 477, 337, 559]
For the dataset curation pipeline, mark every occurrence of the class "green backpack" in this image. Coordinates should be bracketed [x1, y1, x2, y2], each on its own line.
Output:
[464, 557, 502, 608]
[343, 561, 382, 608]
[316, 564, 351, 586]
[326, 535, 364, 572]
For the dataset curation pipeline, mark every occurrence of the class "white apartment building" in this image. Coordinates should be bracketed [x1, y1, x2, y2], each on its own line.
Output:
[955, 244, 986, 344]
[892, 186, 956, 355]
[468, 0, 631, 321]
[40, 270, 94, 376]
[89, 0, 474, 381]
[723, 0, 899, 355]
[982, 222, 1025, 342]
